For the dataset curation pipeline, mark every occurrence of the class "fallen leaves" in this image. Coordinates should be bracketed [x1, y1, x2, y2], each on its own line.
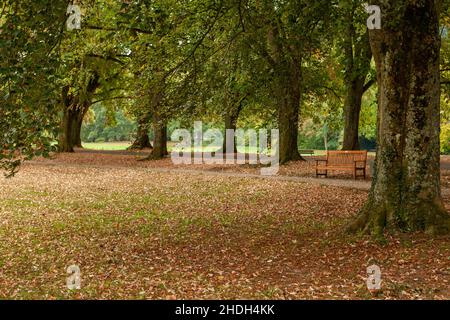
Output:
[0, 154, 448, 300]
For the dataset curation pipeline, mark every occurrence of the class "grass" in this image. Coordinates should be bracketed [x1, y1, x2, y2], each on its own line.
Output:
[82, 141, 132, 151]
[80, 142, 376, 156]
[82, 141, 271, 154]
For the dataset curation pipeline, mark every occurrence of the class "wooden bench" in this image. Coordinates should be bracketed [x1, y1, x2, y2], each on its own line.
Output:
[316, 150, 367, 179]
[299, 149, 315, 156]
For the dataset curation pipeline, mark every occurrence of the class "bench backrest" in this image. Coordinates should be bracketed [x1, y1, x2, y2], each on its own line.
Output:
[327, 150, 367, 165]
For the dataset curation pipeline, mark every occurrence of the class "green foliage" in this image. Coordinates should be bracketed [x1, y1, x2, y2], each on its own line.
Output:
[359, 85, 377, 140]
[441, 96, 450, 154]
[3, 0, 449, 176]
[0, 1, 67, 175]
[81, 105, 136, 143]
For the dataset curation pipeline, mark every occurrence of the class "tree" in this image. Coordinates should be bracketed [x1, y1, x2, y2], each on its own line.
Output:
[0, 0, 67, 175]
[339, 0, 375, 150]
[57, 0, 129, 152]
[239, 0, 334, 163]
[118, 0, 228, 159]
[348, 0, 450, 235]
[128, 111, 153, 150]
[203, 41, 255, 153]
[59, 70, 101, 152]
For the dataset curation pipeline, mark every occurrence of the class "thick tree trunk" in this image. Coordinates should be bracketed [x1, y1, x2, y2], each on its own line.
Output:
[129, 113, 153, 150]
[150, 114, 168, 160]
[59, 108, 76, 153]
[58, 72, 99, 153]
[59, 105, 86, 152]
[266, 20, 303, 164]
[277, 67, 303, 164]
[348, 0, 450, 235]
[342, 80, 365, 150]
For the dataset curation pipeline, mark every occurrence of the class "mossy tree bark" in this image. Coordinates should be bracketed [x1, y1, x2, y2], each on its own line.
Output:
[348, 0, 450, 235]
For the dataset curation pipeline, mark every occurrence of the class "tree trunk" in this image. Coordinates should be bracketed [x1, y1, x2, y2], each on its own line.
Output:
[58, 72, 99, 153]
[266, 20, 303, 164]
[277, 65, 303, 164]
[73, 115, 83, 148]
[222, 90, 244, 154]
[223, 113, 238, 154]
[129, 113, 153, 150]
[348, 0, 450, 235]
[59, 108, 76, 153]
[59, 105, 86, 152]
[149, 113, 167, 160]
[73, 107, 88, 148]
[342, 80, 365, 150]
[341, 14, 373, 151]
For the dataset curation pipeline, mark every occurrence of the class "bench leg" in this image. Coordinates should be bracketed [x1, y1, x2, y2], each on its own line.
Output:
[354, 168, 366, 180]
[316, 168, 327, 178]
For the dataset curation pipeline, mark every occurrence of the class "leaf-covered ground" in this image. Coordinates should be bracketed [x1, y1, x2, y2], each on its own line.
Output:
[0, 155, 449, 299]
[32, 153, 450, 186]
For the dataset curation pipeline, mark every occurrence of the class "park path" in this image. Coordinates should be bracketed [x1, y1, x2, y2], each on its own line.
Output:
[25, 159, 450, 196]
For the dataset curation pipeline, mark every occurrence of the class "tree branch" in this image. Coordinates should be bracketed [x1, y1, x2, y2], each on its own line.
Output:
[363, 78, 376, 93]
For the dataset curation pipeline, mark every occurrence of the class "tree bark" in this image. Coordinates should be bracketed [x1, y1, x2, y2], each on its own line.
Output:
[342, 80, 365, 150]
[59, 104, 88, 152]
[222, 90, 244, 153]
[348, 0, 450, 235]
[59, 107, 77, 153]
[342, 12, 373, 151]
[266, 19, 303, 164]
[150, 113, 168, 159]
[58, 72, 99, 153]
[277, 63, 303, 164]
[129, 112, 153, 150]
[223, 113, 239, 153]
[73, 107, 88, 148]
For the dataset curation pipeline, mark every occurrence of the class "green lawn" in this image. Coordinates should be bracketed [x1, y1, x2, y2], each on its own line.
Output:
[82, 141, 270, 153]
[82, 141, 132, 151]
[81, 142, 377, 157]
